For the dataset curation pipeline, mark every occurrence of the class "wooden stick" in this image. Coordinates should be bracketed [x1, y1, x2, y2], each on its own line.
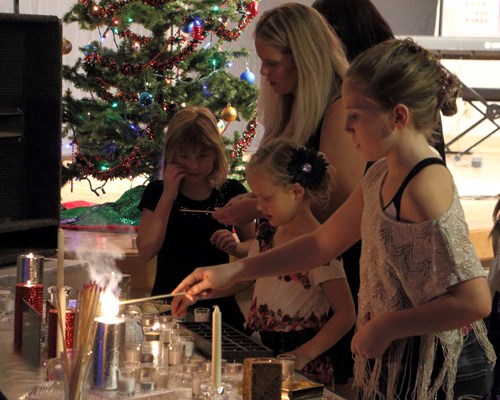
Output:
[180, 209, 214, 213]
[119, 291, 187, 305]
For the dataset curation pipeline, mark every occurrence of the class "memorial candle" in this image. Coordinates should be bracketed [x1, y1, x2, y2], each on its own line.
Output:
[211, 305, 222, 389]
[14, 280, 44, 350]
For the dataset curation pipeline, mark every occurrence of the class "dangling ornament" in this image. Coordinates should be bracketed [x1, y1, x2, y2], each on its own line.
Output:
[240, 68, 255, 84]
[191, 17, 204, 41]
[83, 43, 97, 56]
[139, 92, 154, 107]
[248, 1, 259, 18]
[181, 21, 193, 34]
[221, 105, 237, 122]
[62, 37, 72, 55]
[202, 84, 212, 97]
[217, 119, 226, 132]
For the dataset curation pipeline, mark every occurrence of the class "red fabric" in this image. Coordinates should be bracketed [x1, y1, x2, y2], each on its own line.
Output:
[61, 225, 139, 233]
[62, 200, 97, 209]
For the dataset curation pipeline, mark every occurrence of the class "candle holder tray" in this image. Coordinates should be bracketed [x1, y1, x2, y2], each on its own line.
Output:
[179, 321, 274, 362]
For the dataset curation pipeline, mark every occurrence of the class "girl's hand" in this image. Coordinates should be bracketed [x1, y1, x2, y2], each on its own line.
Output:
[212, 193, 261, 225]
[284, 350, 311, 371]
[171, 293, 197, 318]
[162, 163, 186, 198]
[351, 315, 393, 359]
[210, 229, 239, 256]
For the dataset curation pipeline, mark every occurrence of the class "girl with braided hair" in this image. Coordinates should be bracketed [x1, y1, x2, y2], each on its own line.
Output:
[173, 39, 495, 399]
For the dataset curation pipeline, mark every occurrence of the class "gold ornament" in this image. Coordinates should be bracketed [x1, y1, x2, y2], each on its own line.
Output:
[221, 105, 237, 122]
[62, 37, 72, 55]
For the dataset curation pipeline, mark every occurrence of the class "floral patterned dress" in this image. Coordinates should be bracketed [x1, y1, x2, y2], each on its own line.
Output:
[246, 221, 346, 386]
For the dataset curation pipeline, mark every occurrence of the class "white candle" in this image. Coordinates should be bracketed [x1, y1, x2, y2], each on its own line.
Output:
[211, 305, 222, 389]
[56, 228, 64, 289]
[56, 228, 66, 358]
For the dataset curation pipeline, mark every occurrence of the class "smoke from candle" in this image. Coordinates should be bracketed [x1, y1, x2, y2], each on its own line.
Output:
[72, 235, 126, 301]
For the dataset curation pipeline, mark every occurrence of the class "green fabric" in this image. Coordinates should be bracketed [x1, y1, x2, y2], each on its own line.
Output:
[61, 186, 145, 226]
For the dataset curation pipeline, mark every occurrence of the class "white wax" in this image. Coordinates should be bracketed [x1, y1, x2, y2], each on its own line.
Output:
[117, 376, 135, 396]
[168, 346, 184, 366]
[56, 228, 65, 288]
[152, 370, 169, 388]
[211, 305, 222, 388]
[180, 338, 194, 357]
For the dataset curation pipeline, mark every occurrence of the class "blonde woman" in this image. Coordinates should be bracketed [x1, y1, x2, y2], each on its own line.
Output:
[213, 3, 364, 225]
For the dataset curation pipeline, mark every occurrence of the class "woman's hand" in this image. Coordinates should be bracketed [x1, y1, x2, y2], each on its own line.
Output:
[210, 229, 239, 257]
[172, 262, 243, 298]
[171, 293, 197, 318]
[212, 193, 261, 225]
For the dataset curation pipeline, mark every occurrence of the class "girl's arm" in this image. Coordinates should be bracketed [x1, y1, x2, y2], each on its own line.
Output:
[173, 184, 364, 296]
[289, 277, 356, 370]
[136, 164, 184, 261]
[352, 276, 492, 359]
[315, 99, 365, 223]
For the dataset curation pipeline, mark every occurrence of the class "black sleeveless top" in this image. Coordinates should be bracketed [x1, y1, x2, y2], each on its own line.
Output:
[382, 157, 446, 221]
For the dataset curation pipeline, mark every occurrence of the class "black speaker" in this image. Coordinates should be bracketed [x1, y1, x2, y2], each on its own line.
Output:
[0, 13, 62, 266]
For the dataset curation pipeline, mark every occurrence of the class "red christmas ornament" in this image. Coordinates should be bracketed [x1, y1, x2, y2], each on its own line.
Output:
[248, 1, 259, 18]
[191, 25, 204, 41]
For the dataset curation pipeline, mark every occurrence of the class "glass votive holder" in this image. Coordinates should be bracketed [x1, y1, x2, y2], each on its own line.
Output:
[183, 363, 199, 374]
[161, 322, 179, 344]
[194, 307, 210, 322]
[125, 343, 142, 362]
[0, 286, 15, 319]
[191, 370, 209, 399]
[168, 343, 184, 366]
[187, 355, 204, 368]
[140, 363, 154, 382]
[225, 362, 243, 375]
[179, 335, 195, 358]
[117, 367, 136, 397]
[277, 353, 296, 386]
[141, 313, 155, 329]
[152, 366, 169, 388]
[124, 361, 142, 382]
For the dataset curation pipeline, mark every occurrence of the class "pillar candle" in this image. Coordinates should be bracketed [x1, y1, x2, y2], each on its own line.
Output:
[14, 281, 44, 350]
[211, 305, 222, 389]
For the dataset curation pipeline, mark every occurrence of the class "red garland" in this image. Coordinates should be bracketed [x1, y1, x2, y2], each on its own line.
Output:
[231, 110, 258, 160]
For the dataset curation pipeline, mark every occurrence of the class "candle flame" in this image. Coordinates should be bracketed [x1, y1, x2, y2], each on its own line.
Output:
[100, 288, 119, 320]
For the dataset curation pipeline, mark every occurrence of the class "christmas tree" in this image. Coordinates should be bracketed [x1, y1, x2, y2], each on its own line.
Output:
[61, 0, 260, 196]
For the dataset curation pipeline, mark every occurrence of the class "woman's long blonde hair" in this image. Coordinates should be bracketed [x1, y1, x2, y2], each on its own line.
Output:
[255, 2, 348, 146]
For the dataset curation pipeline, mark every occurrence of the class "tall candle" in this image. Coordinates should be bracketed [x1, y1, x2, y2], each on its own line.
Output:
[211, 305, 222, 389]
[56, 228, 65, 357]
[57, 228, 64, 289]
